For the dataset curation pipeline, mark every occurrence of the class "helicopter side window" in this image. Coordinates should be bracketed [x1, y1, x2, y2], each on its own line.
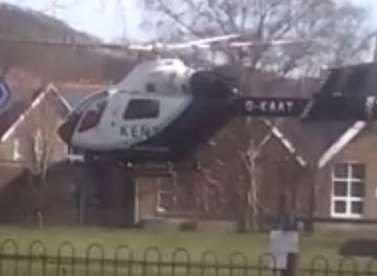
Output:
[123, 99, 160, 120]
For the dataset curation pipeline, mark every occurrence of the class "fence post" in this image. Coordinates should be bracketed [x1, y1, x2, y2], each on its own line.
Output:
[282, 253, 299, 276]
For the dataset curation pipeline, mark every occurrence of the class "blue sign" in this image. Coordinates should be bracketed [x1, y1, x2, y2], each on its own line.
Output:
[0, 79, 11, 113]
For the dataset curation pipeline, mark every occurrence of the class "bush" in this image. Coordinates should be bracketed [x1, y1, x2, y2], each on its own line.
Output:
[179, 221, 198, 231]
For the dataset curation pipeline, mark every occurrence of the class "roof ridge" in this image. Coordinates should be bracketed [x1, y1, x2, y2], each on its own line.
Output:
[0, 83, 67, 143]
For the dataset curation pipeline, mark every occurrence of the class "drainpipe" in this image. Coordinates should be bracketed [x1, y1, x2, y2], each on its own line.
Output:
[309, 165, 316, 233]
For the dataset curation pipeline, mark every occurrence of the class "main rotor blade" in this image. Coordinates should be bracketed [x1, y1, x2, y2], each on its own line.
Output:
[168, 34, 240, 49]
[0, 34, 131, 51]
[0, 33, 171, 53]
[229, 40, 311, 48]
[169, 39, 312, 50]
[0, 33, 241, 52]
[0, 32, 311, 54]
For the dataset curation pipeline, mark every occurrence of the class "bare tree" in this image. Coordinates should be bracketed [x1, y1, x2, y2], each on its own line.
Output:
[141, 0, 372, 74]
[21, 86, 67, 226]
[138, 0, 373, 231]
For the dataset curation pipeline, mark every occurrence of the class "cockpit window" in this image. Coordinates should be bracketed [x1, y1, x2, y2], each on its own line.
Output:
[76, 92, 108, 133]
[123, 99, 160, 120]
[75, 91, 108, 114]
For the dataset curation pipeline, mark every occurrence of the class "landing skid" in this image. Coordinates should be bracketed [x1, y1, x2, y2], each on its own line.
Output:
[129, 161, 203, 178]
[68, 153, 203, 178]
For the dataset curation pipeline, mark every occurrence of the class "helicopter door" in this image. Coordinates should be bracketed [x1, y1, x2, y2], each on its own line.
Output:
[120, 98, 161, 146]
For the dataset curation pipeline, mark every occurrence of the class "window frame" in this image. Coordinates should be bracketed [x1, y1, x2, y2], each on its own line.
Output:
[331, 162, 365, 219]
[34, 129, 43, 162]
[13, 138, 21, 161]
[123, 99, 160, 120]
[156, 177, 176, 214]
[74, 91, 108, 114]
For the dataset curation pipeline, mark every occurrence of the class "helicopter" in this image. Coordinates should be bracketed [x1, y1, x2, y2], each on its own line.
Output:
[2, 34, 377, 164]
[56, 58, 377, 164]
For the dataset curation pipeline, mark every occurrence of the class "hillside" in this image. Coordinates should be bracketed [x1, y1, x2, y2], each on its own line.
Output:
[0, 3, 136, 82]
[0, 3, 98, 42]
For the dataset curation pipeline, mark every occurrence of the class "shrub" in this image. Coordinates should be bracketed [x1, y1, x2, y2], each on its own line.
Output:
[179, 220, 198, 231]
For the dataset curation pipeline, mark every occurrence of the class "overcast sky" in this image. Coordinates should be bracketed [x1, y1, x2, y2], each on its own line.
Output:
[1, 0, 377, 42]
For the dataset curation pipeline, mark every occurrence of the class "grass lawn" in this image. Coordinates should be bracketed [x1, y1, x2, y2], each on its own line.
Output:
[0, 226, 374, 266]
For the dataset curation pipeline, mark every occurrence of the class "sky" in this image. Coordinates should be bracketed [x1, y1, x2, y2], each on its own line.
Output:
[1, 0, 146, 41]
[1, 0, 377, 42]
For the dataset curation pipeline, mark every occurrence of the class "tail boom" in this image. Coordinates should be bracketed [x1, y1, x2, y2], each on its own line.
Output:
[232, 96, 377, 121]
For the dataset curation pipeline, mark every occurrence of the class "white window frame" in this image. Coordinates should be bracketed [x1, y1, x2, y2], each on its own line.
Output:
[35, 129, 43, 152]
[331, 162, 365, 219]
[34, 129, 43, 162]
[13, 138, 21, 161]
[156, 177, 176, 214]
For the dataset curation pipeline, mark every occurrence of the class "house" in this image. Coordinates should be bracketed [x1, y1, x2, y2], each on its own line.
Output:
[0, 77, 139, 227]
[280, 62, 377, 231]
[0, 69, 84, 224]
[135, 62, 377, 232]
[1, 61, 376, 232]
[287, 116, 377, 232]
[0, 68, 43, 188]
[0, 68, 73, 224]
[55, 82, 137, 226]
[315, 123, 377, 228]
[131, 68, 321, 232]
[134, 114, 310, 232]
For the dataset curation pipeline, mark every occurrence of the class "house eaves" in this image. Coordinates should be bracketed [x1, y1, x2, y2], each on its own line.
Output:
[318, 121, 366, 169]
[0, 83, 69, 143]
[49, 85, 72, 113]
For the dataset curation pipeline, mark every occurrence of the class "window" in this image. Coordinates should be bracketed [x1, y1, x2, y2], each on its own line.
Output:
[78, 101, 107, 133]
[75, 91, 108, 114]
[331, 163, 365, 218]
[34, 129, 43, 161]
[13, 138, 21, 161]
[156, 178, 176, 213]
[123, 99, 159, 120]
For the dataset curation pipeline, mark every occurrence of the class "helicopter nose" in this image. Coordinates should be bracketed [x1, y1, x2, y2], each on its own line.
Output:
[58, 121, 74, 144]
[58, 114, 80, 144]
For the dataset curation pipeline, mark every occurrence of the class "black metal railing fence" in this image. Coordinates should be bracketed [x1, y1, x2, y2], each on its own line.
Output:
[0, 238, 376, 276]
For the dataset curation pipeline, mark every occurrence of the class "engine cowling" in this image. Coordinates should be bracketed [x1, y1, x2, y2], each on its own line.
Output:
[189, 71, 238, 99]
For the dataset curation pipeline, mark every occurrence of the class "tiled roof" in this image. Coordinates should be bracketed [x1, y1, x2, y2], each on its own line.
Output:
[281, 120, 352, 165]
[320, 62, 377, 97]
[281, 62, 377, 166]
